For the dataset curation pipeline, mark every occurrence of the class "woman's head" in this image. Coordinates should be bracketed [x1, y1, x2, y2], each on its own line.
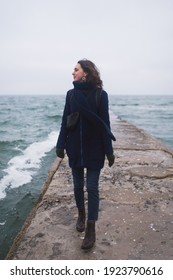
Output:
[72, 59, 103, 88]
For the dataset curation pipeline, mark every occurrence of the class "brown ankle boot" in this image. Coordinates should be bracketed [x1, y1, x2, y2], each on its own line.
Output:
[81, 220, 96, 249]
[76, 208, 85, 232]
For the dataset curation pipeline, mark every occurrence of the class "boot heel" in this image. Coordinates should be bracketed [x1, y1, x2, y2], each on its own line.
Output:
[81, 220, 96, 249]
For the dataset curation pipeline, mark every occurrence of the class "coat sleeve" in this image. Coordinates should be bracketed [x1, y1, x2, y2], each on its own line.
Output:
[56, 92, 70, 149]
[99, 90, 114, 156]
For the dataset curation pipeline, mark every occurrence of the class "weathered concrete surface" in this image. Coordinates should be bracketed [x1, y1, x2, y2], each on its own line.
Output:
[6, 114, 173, 260]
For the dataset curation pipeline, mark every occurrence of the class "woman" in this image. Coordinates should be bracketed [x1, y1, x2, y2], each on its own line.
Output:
[56, 59, 115, 249]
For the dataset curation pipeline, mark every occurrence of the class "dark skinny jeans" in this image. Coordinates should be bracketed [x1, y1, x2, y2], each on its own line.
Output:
[72, 167, 101, 221]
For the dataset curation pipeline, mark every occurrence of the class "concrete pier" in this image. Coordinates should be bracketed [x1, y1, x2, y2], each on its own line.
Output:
[6, 114, 173, 260]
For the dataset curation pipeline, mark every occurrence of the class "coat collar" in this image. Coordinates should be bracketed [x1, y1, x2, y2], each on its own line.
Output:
[73, 81, 95, 90]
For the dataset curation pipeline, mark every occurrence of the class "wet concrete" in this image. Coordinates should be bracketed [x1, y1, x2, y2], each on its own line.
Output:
[6, 114, 173, 260]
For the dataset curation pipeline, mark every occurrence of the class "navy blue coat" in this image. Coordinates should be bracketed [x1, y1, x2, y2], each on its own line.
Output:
[56, 82, 115, 169]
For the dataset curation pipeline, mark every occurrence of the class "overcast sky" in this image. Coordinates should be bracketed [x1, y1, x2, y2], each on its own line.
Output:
[0, 0, 173, 95]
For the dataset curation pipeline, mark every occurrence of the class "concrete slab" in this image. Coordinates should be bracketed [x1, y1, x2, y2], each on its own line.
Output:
[6, 115, 173, 260]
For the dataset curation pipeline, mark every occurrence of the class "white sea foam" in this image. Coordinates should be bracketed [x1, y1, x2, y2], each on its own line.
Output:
[0, 130, 58, 200]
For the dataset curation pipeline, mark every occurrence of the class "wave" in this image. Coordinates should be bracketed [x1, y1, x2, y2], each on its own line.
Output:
[117, 103, 139, 106]
[46, 114, 62, 121]
[0, 120, 9, 125]
[0, 139, 24, 148]
[0, 130, 58, 200]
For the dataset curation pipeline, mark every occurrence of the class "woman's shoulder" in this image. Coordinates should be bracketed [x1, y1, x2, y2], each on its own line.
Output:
[99, 89, 109, 100]
[65, 88, 74, 99]
[100, 89, 108, 95]
[67, 88, 74, 94]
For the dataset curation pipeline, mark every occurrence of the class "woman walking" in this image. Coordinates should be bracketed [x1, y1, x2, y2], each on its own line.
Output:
[56, 59, 115, 249]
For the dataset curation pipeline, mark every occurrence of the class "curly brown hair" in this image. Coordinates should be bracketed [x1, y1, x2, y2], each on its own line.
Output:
[78, 59, 103, 88]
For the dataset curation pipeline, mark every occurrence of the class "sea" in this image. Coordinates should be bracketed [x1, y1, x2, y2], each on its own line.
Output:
[0, 94, 173, 259]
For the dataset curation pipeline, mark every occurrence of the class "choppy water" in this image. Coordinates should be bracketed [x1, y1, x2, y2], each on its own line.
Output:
[0, 94, 172, 259]
[109, 95, 173, 149]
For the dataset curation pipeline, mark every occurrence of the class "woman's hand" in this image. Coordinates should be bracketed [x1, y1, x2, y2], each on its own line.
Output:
[56, 147, 65, 158]
[107, 154, 115, 167]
